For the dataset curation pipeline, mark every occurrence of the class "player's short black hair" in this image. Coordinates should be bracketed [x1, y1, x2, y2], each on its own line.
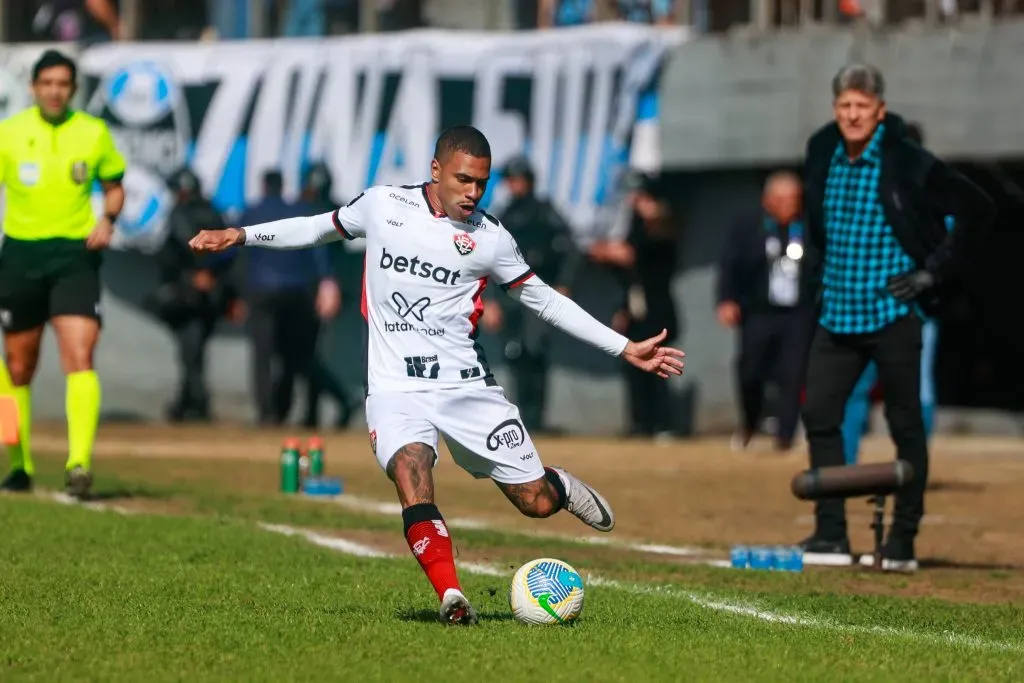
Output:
[32, 49, 77, 84]
[433, 125, 491, 162]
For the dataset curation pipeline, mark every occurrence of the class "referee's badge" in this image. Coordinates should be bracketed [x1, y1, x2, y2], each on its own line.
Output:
[17, 162, 40, 186]
[70, 161, 89, 185]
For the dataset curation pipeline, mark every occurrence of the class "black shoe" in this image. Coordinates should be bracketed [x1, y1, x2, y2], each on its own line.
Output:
[798, 534, 853, 566]
[0, 469, 33, 493]
[859, 535, 918, 572]
[65, 466, 93, 500]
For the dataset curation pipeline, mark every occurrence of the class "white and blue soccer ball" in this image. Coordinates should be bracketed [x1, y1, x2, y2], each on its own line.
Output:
[509, 558, 585, 625]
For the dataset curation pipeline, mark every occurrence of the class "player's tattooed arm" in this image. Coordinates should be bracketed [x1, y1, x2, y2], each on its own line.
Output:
[386, 442, 436, 506]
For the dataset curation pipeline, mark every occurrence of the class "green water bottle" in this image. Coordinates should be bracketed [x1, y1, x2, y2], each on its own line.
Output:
[280, 437, 300, 494]
[308, 436, 325, 477]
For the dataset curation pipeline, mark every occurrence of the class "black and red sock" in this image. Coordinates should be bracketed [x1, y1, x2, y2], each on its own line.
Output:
[402, 503, 461, 600]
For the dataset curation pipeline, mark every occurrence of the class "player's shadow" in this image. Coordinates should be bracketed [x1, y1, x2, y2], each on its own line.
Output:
[925, 480, 986, 493]
[918, 558, 1024, 571]
[397, 608, 516, 624]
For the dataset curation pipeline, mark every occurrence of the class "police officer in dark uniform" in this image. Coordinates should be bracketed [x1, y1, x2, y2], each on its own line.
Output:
[149, 166, 238, 422]
[297, 163, 354, 429]
[492, 156, 582, 433]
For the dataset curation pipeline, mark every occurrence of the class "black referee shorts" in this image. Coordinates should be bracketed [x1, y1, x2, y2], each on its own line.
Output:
[0, 237, 103, 333]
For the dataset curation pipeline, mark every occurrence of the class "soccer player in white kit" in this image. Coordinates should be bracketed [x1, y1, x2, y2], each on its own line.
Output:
[190, 126, 685, 625]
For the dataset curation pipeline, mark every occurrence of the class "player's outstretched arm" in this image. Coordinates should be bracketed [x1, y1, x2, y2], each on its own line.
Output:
[189, 212, 342, 253]
[508, 276, 684, 379]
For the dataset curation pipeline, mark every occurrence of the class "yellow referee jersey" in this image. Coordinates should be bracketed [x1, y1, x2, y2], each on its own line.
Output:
[0, 106, 126, 241]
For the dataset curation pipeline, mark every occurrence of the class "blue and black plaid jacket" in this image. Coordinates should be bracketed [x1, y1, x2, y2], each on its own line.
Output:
[819, 124, 917, 334]
[803, 113, 995, 322]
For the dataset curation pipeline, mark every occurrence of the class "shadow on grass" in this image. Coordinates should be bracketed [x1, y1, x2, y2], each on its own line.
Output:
[397, 608, 517, 624]
[926, 480, 987, 493]
[920, 558, 1024, 572]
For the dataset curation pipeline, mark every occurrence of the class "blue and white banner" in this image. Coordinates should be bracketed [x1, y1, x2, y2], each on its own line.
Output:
[2, 25, 684, 253]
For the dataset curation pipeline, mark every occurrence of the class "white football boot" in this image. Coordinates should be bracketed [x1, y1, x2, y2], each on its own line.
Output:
[439, 588, 478, 626]
[547, 466, 615, 532]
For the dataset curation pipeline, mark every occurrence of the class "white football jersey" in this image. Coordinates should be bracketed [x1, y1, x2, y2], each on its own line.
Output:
[331, 183, 533, 395]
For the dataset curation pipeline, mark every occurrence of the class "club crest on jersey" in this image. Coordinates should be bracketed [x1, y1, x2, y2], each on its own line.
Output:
[453, 232, 476, 256]
[369, 429, 377, 454]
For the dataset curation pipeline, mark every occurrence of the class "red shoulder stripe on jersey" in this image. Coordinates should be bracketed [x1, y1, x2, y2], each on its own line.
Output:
[499, 269, 535, 291]
[332, 209, 355, 240]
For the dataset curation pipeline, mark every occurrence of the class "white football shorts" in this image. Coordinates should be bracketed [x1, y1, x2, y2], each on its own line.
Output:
[365, 385, 544, 484]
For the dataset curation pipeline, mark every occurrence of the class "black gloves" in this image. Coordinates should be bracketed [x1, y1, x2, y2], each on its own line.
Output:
[886, 270, 936, 301]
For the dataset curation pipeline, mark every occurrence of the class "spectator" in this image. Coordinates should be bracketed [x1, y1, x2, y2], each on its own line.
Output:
[297, 163, 356, 429]
[716, 171, 816, 452]
[149, 168, 238, 423]
[486, 156, 582, 434]
[377, 0, 425, 31]
[538, 0, 674, 27]
[590, 172, 679, 439]
[31, 0, 120, 43]
[841, 123, 949, 464]
[798, 65, 994, 571]
[238, 170, 342, 426]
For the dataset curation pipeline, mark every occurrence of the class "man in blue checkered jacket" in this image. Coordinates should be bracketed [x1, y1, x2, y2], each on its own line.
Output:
[797, 65, 994, 572]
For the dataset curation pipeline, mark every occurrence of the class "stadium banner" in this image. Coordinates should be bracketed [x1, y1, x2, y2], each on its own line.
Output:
[0, 26, 684, 253]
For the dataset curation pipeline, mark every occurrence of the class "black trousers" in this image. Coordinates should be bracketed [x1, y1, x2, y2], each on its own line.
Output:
[737, 308, 815, 444]
[247, 289, 320, 425]
[801, 315, 928, 541]
[302, 354, 353, 428]
[512, 349, 548, 433]
[625, 365, 671, 435]
[169, 312, 217, 419]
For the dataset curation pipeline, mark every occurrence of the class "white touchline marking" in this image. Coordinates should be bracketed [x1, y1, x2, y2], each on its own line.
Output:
[261, 523, 1022, 653]
[43, 491, 134, 515]
[323, 493, 714, 559]
[258, 523, 392, 558]
[38, 490, 1023, 653]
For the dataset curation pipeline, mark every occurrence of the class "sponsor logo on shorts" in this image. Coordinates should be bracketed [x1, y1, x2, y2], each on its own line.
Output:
[460, 367, 481, 379]
[519, 452, 535, 462]
[453, 232, 476, 256]
[405, 355, 440, 379]
[486, 418, 525, 452]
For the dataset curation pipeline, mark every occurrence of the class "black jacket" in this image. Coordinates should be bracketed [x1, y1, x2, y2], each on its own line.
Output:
[498, 194, 581, 289]
[803, 113, 995, 312]
[716, 208, 817, 315]
[149, 198, 236, 324]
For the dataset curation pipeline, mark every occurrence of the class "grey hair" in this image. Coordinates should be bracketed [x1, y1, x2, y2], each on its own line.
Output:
[832, 64, 885, 99]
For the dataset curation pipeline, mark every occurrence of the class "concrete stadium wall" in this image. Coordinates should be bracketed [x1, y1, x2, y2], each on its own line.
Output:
[660, 18, 1024, 168]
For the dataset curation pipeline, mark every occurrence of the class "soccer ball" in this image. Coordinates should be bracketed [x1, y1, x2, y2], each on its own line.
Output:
[508, 558, 585, 625]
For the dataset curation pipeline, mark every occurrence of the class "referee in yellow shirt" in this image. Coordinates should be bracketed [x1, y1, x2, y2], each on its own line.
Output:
[0, 50, 126, 497]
